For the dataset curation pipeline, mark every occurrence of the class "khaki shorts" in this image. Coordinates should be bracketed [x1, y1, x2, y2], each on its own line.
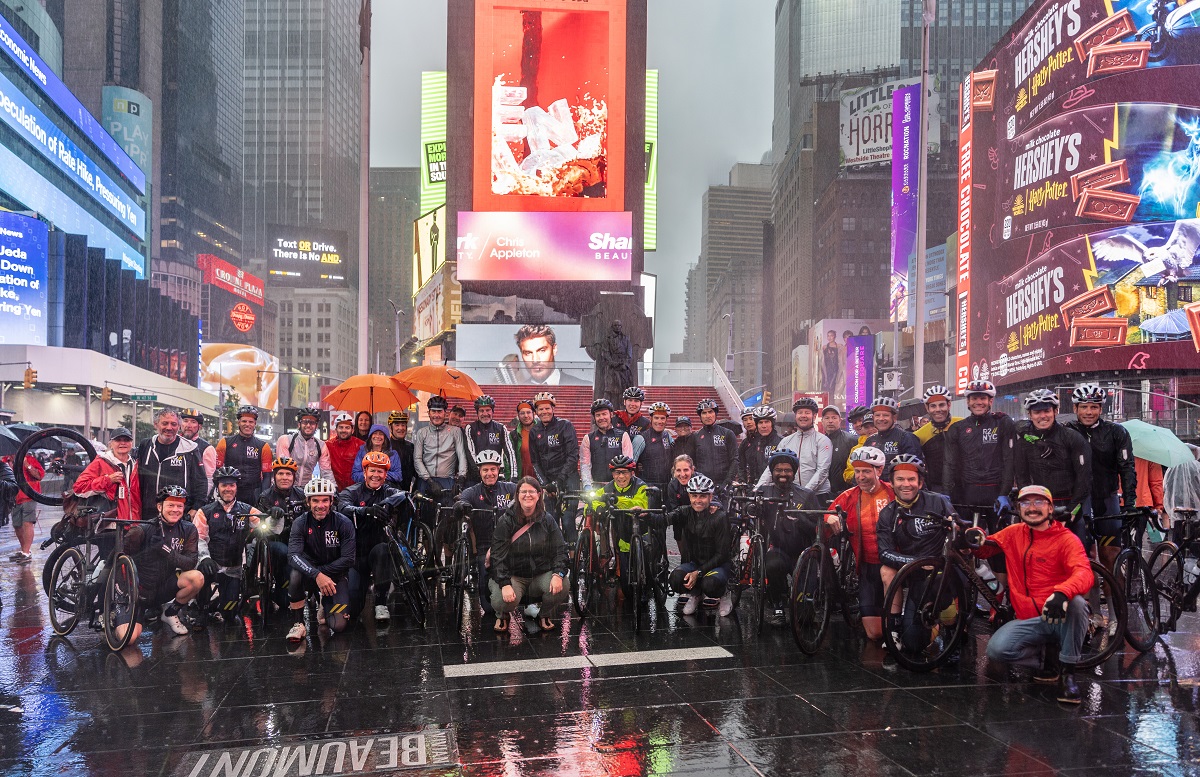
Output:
[11, 501, 37, 527]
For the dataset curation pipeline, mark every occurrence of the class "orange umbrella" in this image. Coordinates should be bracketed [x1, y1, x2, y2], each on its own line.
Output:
[395, 365, 483, 400]
[324, 374, 418, 414]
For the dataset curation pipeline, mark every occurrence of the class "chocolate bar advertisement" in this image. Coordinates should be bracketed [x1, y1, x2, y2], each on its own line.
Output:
[957, 0, 1200, 391]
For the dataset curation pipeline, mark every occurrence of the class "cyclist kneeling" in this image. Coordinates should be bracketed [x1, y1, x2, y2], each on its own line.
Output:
[455, 450, 518, 616]
[825, 446, 893, 641]
[591, 455, 654, 599]
[287, 478, 356, 641]
[117, 485, 204, 642]
[337, 451, 408, 625]
[971, 485, 1093, 705]
[255, 457, 307, 608]
[655, 474, 734, 617]
[756, 449, 823, 627]
[195, 467, 261, 625]
[489, 477, 568, 632]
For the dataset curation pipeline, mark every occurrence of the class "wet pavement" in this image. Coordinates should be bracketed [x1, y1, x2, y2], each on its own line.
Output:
[2, 524, 1200, 776]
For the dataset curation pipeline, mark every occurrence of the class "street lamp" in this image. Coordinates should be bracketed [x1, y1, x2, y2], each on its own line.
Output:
[386, 299, 403, 374]
[722, 310, 734, 376]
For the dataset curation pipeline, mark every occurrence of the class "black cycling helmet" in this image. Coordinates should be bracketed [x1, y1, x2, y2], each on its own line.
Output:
[474, 395, 496, 409]
[792, 396, 820, 413]
[847, 406, 871, 423]
[236, 405, 259, 420]
[213, 466, 241, 484]
[296, 408, 320, 422]
[768, 448, 801, 470]
[697, 398, 719, 413]
[887, 453, 927, 478]
[180, 408, 204, 422]
[622, 386, 646, 401]
[591, 398, 616, 415]
[608, 454, 637, 471]
[427, 395, 449, 411]
[157, 484, 188, 502]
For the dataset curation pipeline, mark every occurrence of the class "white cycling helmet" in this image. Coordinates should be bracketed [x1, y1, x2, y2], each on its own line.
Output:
[922, 385, 952, 404]
[686, 474, 715, 494]
[304, 477, 338, 498]
[475, 449, 504, 467]
[849, 446, 886, 468]
[1071, 383, 1105, 405]
[964, 380, 996, 398]
[332, 412, 353, 427]
[752, 406, 778, 421]
[1023, 388, 1060, 410]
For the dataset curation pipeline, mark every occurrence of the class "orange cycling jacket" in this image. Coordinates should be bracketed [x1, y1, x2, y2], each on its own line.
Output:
[976, 520, 1093, 621]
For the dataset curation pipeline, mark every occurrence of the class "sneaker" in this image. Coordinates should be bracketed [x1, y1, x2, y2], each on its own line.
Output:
[765, 608, 786, 627]
[161, 610, 189, 636]
[682, 595, 699, 616]
[374, 604, 390, 624]
[1056, 671, 1081, 704]
[7, 552, 22, 562]
[676, 594, 690, 610]
[718, 592, 735, 617]
[14, 551, 32, 564]
[286, 622, 307, 643]
[524, 603, 541, 619]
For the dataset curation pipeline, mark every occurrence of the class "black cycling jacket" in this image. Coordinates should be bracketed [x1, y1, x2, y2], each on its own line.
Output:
[1012, 420, 1091, 515]
[637, 428, 675, 487]
[826, 428, 858, 495]
[657, 505, 732, 573]
[136, 517, 199, 591]
[529, 417, 580, 488]
[456, 480, 519, 549]
[1066, 418, 1137, 511]
[755, 481, 823, 560]
[490, 508, 569, 586]
[255, 485, 306, 542]
[336, 483, 404, 557]
[200, 499, 254, 568]
[876, 491, 957, 569]
[864, 426, 923, 469]
[942, 411, 1016, 503]
[692, 423, 738, 486]
[735, 430, 782, 485]
[288, 511, 356, 579]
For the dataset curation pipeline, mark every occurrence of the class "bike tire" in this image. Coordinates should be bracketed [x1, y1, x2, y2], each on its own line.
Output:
[452, 540, 472, 627]
[411, 523, 437, 579]
[789, 547, 830, 654]
[839, 543, 863, 632]
[48, 546, 85, 636]
[1115, 548, 1159, 653]
[43, 538, 97, 595]
[103, 555, 139, 651]
[750, 536, 767, 635]
[881, 556, 967, 672]
[387, 541, 426, 628]
[1076, 560, 1125, 670]
[572, 529, 596, 617]
[15, 428, 97, 506]
[1148, 542, 1184, 634]
[630, 535, 645, 633]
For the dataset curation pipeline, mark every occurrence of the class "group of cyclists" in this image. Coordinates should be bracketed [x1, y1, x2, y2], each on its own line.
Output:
[47, 377, 1189, 704]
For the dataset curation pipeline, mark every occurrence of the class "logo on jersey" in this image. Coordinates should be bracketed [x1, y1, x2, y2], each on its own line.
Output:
[547, 434, 561, 447]
[883, 441, 901, 454]
[325, 531, 340, 546]
[605, 437, 620, 449]
[910, 515, 942, 534]
[982, 428, 999, 444]
[713, 436, 727, 447]
[167, 455, 185, 467]
[487, 432, 502, 446]
[495, 494, 514, 509]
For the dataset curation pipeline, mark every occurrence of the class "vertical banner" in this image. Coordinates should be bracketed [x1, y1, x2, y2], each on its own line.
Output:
[890, 83, 921, 325]
[845, 335, 875, 412]
[644, 70, 658, 251]
[955, 72, 973, 393]
[101, 86, 153, 177]
[420, 71, 448, 214]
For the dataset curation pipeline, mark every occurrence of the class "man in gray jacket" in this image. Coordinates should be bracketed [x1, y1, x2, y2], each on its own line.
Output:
[755, 397, 832, 500]
[412, 395, 468, 514]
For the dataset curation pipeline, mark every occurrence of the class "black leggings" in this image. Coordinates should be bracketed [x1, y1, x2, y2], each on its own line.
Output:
[347, 543, 393, 618]
[288, 569, 351, 632]
[764, 548, 796, 604]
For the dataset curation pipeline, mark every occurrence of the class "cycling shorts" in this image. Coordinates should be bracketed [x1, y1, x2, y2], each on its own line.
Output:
[858, 563, 884, 618]
[289, 571, 351, 617]
[1087, 494, 1123, 548]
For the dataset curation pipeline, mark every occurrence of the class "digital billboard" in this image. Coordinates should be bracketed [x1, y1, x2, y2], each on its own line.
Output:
[0, 211, 48, 345]
[645, 69, 658, 251]
[267, 226, 348, 287]
[890, 83, 921, 323]
[839, 76, 941, 168]
[420, 71, 447, 215]
[472, 0, 627, 213]
[102, 86, 153, 177]
[200, 343, 279, 412]
[957, 0, 1200, 391]
[456, 322, 592, 385]
[808, 319, 888, 411]
[197, 254, 265, 306]
[457, 210, 632, 281]
[412, 205, 446, 296]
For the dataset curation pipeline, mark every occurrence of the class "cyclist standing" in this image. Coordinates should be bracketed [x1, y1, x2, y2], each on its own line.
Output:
[738, 406, 757, 440]
[136, 409, 207, 522]
[755, 397, 831, 501]
[864, 397, 922, 474]
[825, 447, 893, 641]
[412, 396, 467, 510]
[455, 450, 518, 616]
[528, 392, 581, 541]
[636, 402, 675, 499]
[387, 411, 416, 492]
[465, 396, 517, 483]
[755, 449, 824, 626]
[179, 409, 216, 492]
[840, 406, 878, 486]
[693, 399, 738, 487]
[215, 406, 272, 505]
[118, 485, 203, 641]
[337, 451, 407, 625]
[913, 385, 961, 496]
[580, 399, 634, 492]
[510, 400, 538, 480]
[672, 416, 696, 463]
[1013, 389, 1091, 544]
[614, 387, 651, 436]
[1066, 382, 1136, 572]
[326, 413, 365, 492]
[275, 409, 330, 488]
[876, 455, 958, 602]
[974, 484, 1094, 704]
[654, 474, 734, 617]
[195, 467, 260, 625]
[822, 406, 857, 496]
[735, 406, 781, 486]
[286, 478, 356, 641]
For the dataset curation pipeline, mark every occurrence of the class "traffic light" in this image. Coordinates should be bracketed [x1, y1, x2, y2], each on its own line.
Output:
[100, 387, 112, 402]
[256, 371, 263, 391]
[763, 391, 772, 405]
[22, 368, 36, 389]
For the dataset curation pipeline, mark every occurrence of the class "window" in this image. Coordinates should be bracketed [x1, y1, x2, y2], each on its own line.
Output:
[1181, 286, 1194, 303]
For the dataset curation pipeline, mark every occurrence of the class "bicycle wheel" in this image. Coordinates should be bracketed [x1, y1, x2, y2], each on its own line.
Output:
[789, 547, 830, 654]
[387, 541, 426, 628]
[48, 547, 85, 636]
[749, 536, 767, 634]
[1076, 561, 1125, 669]
[572, 528, 597, 617]
[410, 523, 437, 579]
[838, 543, 863, 632]
[254, 538, 273, 625]
[629, 535, 645, 633]
[1148, 542, 1183, 634]
[1115, 548, 1159, 653]
[881, 556, 967, 672]
[452, 540, 472, 626]
[102, 555, 139, 652]
[14, 428, 97, 506]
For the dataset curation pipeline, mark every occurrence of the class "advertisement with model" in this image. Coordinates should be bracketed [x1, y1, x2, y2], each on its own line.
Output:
[957, 0, 1200, 391]
[456, 211, 633, 281]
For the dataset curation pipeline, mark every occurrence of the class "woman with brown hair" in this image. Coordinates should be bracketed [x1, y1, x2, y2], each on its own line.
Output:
[488, 476, 569, 632]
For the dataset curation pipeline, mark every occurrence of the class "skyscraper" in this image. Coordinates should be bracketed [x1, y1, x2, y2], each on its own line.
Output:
[368, 167, 420, 373]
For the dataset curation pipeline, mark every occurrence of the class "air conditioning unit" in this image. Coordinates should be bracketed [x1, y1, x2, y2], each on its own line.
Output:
[881, 371, 903, 391]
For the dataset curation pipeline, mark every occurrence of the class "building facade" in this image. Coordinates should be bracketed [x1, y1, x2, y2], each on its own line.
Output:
[368, 168, 420, 374]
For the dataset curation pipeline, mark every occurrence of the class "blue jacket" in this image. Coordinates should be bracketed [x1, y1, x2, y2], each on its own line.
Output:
[352, 424, 404, 485]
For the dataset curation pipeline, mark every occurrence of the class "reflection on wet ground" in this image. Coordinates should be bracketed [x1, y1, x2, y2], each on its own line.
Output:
[2, 528, 1199, 776]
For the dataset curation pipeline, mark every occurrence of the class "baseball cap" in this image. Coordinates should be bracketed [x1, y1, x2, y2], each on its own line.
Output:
[111, 427, 133, 441]
[1017, 485, 1053, 502]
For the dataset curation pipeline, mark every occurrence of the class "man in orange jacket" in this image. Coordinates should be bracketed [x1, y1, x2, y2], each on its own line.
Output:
[973, 484, 1094, 705]
[826, 446, 893, 641]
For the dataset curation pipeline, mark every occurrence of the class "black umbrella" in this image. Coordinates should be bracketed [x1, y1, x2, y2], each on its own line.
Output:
[0, 426, 20, 457]
[4, 423, 41, 441]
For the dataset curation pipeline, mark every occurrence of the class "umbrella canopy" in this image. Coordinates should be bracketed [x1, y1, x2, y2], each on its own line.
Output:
[4, 423, 40, 441]
[395, 365, 482, 401]
[1121, 419, 1195, 468]
[0, 426, 20, 457]
[324, 375, 418, 414]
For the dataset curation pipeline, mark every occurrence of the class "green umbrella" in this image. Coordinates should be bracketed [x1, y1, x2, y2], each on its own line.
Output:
[1121, 419, 1194, 468]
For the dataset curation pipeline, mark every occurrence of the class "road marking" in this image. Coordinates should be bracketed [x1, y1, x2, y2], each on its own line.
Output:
[443, 646, 733, 677]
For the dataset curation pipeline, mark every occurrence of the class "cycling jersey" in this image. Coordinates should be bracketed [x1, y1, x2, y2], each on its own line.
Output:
[529, 416, 580, 489]
[275, 432, 330, 487]
[754, 428, 832, 494]
[594, 476, 651, 553]
[456, 480, 519, 550]
[975, 520, 1094, 620]
[942, 411, 1016, 504]
[580, 426, 633, 488]
[465, 420, 517, 480]
[735, 430, 781, 485]
[914, 417, 960, 494]
[255, 485, 306, 541]
[1013, 420, 1091, 516]
[863, 426, 923, 470]
[336, 482, 404, 558]
[656, 505, 732, 572]
[288, 510, 356, 580]
[215, 434, 272, 503]
[135, 436, 207, 516]
[755, 481, 823, 560]
[876, 491, 957, 569]
[1066, 418, 1136, 513]
[614, 411, 651, 436]
[692, 423, 738, 486]
[637, 429, 675, 487]
[829, 482, 894, 566]
[196, 499, 255, 568]
[411, 422, 467, 481]
[135, 516, 199, 593]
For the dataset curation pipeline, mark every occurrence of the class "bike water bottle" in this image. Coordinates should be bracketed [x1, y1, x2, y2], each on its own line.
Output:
[1186, 558, 1200, 586]
[829, 547, 840, 569]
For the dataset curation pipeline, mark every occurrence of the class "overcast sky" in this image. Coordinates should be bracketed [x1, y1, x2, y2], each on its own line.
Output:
[370, 1, 775, 356]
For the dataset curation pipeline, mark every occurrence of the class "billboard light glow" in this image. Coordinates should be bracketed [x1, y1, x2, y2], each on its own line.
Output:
[267, 226, 348, 287]
[200, 343, 279, 411]
[420, 71, 448, 214]
[456, 211, 633, 282]
[0, 212, 47, 345]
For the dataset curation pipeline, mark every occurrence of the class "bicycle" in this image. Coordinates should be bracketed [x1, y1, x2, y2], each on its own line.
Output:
[571, 492, 618, 618]
[608, 506, 667, 633]
[442, 507, 494, 627]
[377, 504, 431, 628]
[1110, 507, 1161, 653]
[1147, 507, 1200, 637]
[401, 493, 439, 580]
[46, 509, 159, 651]
[245, 511, 286, 625]
[881, 509, 1126, 672]
[787, 506, 857, 654]
[727, 494, 788, 635]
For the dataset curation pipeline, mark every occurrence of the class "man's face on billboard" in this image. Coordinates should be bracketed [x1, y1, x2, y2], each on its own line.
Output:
[518, 336, 557, 382]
